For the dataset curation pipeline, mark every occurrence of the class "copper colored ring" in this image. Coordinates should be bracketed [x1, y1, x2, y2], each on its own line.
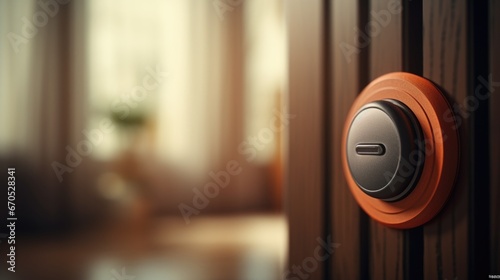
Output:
[342, 72, 460, 229]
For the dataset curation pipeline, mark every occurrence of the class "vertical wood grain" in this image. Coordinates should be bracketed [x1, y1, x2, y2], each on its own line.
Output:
[423, 0, 469, 279]
[330, 0, 369, 278]
[286, 1, 326, 279]
[368, 0, 404, 279]
[490, 0, 500, 275]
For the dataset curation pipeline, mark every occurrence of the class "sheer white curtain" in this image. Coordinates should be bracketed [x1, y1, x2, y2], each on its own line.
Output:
[0, 0, 85, 227]
[86, 0, 238, 182]
[0, 1, 44, 158]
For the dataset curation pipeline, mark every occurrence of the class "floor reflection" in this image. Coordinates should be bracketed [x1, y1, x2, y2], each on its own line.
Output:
[13, 214, 286, 280]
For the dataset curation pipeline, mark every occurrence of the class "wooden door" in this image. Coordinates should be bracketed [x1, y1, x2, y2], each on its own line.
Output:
[286, 0, 499, 279]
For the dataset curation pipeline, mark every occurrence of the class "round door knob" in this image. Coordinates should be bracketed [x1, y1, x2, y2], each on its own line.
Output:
[346, 99, 424, 201]
[342, 72, 460, 229]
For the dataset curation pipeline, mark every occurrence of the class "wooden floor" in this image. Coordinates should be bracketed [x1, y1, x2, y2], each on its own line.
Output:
[3, 214, 287, 280]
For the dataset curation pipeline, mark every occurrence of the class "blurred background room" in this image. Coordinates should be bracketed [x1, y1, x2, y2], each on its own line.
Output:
[0, 0, 288, 279]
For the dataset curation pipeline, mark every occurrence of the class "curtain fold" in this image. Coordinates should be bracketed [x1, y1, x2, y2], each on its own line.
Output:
[0, 0, 78, 230]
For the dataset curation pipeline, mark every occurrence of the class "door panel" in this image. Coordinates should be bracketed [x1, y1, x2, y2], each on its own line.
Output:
[422, 1, 469, 279]
[287, 0, 497, 279]
[330, 0, 368, 279]
[286, 1, 326, 280]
